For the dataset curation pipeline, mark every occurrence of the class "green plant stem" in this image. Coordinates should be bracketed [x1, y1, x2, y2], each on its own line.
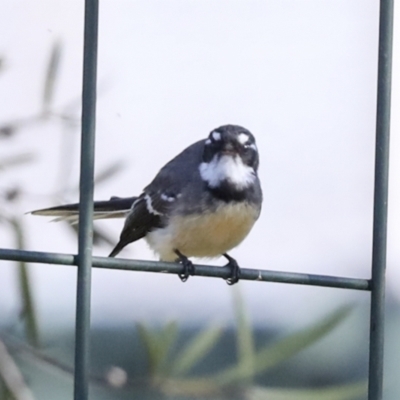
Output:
[9, 217, 40, 347]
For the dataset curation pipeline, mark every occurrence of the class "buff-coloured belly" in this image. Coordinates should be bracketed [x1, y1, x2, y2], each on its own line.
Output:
[145, 202, 260, 261]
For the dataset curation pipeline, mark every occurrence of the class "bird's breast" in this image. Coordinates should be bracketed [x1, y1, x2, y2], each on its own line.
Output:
[145, 201, 260, 261]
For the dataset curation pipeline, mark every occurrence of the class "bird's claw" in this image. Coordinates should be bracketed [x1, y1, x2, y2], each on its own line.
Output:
[175, 250, 195, 282]
[224, 254, 241, 285]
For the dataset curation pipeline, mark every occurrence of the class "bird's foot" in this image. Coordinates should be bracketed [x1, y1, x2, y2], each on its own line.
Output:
[223, 253, 241, 285]
[175, 250, 195, 282]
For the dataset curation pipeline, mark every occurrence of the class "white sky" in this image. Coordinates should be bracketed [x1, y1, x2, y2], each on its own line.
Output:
[0, 0, 399, 329]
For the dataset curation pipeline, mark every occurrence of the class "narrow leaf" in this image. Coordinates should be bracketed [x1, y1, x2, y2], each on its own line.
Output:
[67, 161, 126, 194]
[136, 323, 160, 375]
[0, 57, 5, 74]
[171, 324, 223, 376]
[0, 339, 36, 400]
[0, 124, 17, 138]
[136, 321, 178, 376]
[216, 307, 352, 385]
[67, 224, 116, 246]
[160, 377, 225, 398]
[0, 153, 35, 172]
[42, 40, 62, 113]
[9, 217, 40, 347]
[246, 381, 367, 400]
[233, 286, 255, 383]
[94, 161, 126, 186]
[157, 321, 178, 374]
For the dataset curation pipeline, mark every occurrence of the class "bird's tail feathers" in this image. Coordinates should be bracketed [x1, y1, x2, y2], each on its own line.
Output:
[30, 196, 137, 224]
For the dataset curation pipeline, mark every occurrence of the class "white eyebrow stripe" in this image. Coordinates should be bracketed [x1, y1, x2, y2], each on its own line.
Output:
[212, 131, 221, 141]
[238, 132, 250, 145]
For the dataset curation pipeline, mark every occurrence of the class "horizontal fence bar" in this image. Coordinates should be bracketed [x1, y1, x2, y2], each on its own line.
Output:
[0, 249, 75, 265]
[0, 248, 370, 291]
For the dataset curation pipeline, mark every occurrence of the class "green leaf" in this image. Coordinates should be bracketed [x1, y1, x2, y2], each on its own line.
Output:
[0, 378, 12, 400]
[0, 153, 35, 172]
[42, 40, 62, 113]
[171, 324, 223, 376]
[159, 377, 225, 398]
[215, 307, 352, 385]
[0, 57, 5, 74]
[157, 321, 178, 374]
[0, 339, 35, 400]
[8, 217, 40, 347]
[246, 382, 367, 400]
[67, 224, 117, 247]
[136, 323, 160, 375]
[136, 321, 178, 377]
[66, 161, 126, 195]
[94, 161, 126, 186]
[232, 286, 255, 384]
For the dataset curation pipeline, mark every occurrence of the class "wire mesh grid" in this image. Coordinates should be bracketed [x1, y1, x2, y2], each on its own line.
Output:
[0, 0, 394, 399]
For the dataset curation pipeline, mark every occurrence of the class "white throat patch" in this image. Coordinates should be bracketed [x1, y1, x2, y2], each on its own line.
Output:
[199, 155, 255, 190]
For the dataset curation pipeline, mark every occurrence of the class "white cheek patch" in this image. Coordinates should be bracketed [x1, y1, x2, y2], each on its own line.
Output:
[199, 155, 256, 190]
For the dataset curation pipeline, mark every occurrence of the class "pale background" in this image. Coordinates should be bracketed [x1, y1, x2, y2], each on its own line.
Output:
[0, 0, 399, 333]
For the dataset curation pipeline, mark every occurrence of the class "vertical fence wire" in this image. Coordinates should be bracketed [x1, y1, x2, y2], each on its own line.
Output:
[73, 1, 99, 399]
[368, 0, 394, 399]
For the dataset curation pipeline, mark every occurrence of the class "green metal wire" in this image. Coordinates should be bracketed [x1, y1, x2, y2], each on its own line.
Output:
[368, 1, 394, 399]
[73, 0, 99, 399]
[0, 248, 370, 291]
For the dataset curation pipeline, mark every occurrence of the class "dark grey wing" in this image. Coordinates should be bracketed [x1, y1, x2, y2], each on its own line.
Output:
[109, 193, 162, 257]
[109, 140, 206, 257]
[144, 139, 205, 197]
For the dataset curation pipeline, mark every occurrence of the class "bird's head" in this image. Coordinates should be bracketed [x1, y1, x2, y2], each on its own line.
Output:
[199, 125, 259, 193]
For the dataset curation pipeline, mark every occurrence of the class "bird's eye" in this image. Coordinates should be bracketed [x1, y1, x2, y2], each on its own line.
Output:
[243, 142, 257, 152]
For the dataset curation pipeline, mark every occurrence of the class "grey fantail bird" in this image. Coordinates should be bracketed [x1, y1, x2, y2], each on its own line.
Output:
[31, 125, 263, 284]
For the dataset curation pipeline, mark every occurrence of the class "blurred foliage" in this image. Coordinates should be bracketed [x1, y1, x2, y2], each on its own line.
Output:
[7, 217, 39, 348]
[0, 338, 36, 400]
[137, 321, 223, 383]
[0, 39, 126, 327]
[216, 291, 353, 386]
[246, 383, 367, 400]
[135, 289, 366, 399]
[0, 41, 72, 351]
[0, 41, 124, 397]
[0, 292, 366, 400]
[42, 41, 62, 115]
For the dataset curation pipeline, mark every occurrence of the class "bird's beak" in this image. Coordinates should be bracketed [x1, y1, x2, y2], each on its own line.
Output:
[220, 143, 237, 156]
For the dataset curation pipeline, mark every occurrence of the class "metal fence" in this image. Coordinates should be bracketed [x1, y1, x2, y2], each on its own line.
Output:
[0, 1, 394, 399]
